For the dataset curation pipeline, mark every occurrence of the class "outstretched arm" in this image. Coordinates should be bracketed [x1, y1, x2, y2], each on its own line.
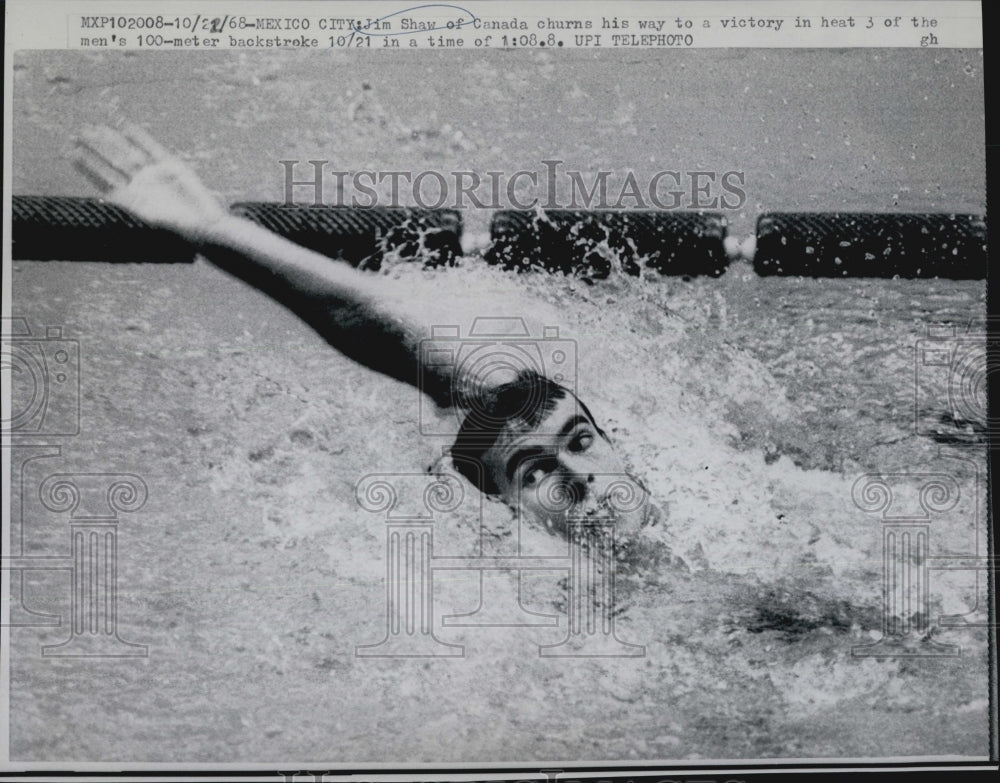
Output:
[72, 125, 453, 405]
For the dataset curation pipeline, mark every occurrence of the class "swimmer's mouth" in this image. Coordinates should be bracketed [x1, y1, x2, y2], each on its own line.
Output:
[539, 498, 663, 532]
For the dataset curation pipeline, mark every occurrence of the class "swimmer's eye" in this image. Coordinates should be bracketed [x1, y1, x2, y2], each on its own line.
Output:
[523, 468, 545, 488]
[567, 429, 594, 453]
[520, 457, 558, 488]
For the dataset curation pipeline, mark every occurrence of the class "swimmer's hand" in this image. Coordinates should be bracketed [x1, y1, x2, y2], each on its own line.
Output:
[71, 124, 228, 245]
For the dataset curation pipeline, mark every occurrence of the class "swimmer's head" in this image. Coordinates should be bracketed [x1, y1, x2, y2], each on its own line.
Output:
[450, 369, 652, 534]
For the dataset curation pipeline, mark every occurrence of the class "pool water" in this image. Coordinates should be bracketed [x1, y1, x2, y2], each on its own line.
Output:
[8, 252, 988, 762]
[8, 47, 989, 763]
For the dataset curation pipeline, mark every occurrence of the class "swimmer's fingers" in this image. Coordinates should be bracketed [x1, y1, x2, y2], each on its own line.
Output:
[76, 125, 151, 178]
[120, 123, 173, 163]
[71, 147, 130, 193]
[72, 123, 225, 239]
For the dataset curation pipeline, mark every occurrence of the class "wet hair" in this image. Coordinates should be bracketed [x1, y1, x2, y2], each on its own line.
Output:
[450, 369, 605, 495]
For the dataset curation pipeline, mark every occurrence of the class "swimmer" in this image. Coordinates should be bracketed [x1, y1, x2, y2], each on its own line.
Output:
[71, 124, 661, 538]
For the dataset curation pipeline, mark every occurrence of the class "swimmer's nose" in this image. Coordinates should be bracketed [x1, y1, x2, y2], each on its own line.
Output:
[559, 453, 595, 482]
[559, 460, 594, 503]
[564, 464, 615, 509]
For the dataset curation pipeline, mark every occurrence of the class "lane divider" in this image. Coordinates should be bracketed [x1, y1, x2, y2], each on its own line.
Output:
[13, 196, 987, 280]
[487, 209, 729, 278]
[751, 212, 987, 279]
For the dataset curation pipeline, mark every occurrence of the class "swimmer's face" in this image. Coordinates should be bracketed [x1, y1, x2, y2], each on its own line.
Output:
[480, 396, 647, 534]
